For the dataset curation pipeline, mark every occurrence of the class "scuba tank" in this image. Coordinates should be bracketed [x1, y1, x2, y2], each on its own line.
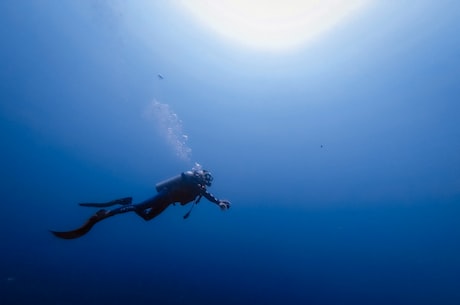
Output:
[155, 174, 182, 192]
[155, 171, 195, 192]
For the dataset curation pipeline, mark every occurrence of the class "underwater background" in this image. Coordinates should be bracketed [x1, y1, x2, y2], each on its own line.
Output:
[1, 1, 459, 304]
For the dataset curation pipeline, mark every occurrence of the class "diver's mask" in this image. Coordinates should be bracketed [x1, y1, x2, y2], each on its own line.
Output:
[193, 170, 213, 187]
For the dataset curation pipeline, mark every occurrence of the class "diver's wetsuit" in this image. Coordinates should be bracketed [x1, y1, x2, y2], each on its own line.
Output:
[51, 170, 230, 239]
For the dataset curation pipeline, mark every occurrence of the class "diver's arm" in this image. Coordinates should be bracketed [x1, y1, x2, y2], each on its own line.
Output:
[202, 189, 231, 210]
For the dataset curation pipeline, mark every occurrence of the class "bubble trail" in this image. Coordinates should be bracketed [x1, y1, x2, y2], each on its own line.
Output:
[144, 100, 192, 162]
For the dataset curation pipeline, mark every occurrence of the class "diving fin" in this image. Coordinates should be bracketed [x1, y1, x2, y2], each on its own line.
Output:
[79, 197, 132, 208]
[50, 210, 108, 239]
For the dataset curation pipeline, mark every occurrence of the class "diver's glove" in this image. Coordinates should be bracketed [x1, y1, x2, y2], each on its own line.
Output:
[218, 200, 231, 211]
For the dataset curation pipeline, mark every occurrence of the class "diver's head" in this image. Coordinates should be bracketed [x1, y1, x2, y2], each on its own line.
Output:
[193, 169, 213, 187]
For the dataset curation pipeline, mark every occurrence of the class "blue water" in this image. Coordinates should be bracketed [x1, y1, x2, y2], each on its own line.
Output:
[1, 1, 460, 304]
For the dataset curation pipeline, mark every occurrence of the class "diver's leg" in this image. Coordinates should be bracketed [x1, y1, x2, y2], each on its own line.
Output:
[133, 194, 171, 221]
[51, 194, 173, 238]
[135, 202, 171, 221]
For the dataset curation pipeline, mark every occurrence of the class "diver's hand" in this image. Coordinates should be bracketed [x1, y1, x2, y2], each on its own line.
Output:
[218, 200, 231, 211]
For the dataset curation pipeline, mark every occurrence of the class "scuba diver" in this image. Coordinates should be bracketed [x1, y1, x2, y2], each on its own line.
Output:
[51, 168, 231, 239]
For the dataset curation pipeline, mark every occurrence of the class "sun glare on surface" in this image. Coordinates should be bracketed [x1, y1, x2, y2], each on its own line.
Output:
[176, 0, 372, 52]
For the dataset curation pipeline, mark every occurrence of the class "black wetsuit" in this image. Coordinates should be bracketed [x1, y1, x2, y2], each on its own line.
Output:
[112, 181, 221, 221]
[51, 172, 227, 239]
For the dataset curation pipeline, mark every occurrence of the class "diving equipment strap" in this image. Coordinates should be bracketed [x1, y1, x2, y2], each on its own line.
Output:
[183, 195, 202, 219]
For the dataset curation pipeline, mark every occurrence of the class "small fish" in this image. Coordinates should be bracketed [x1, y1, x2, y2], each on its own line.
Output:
[157, 74, 164, 80]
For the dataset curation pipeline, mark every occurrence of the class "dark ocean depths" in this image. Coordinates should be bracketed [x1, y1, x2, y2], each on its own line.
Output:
[1, 1, 460, 305]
